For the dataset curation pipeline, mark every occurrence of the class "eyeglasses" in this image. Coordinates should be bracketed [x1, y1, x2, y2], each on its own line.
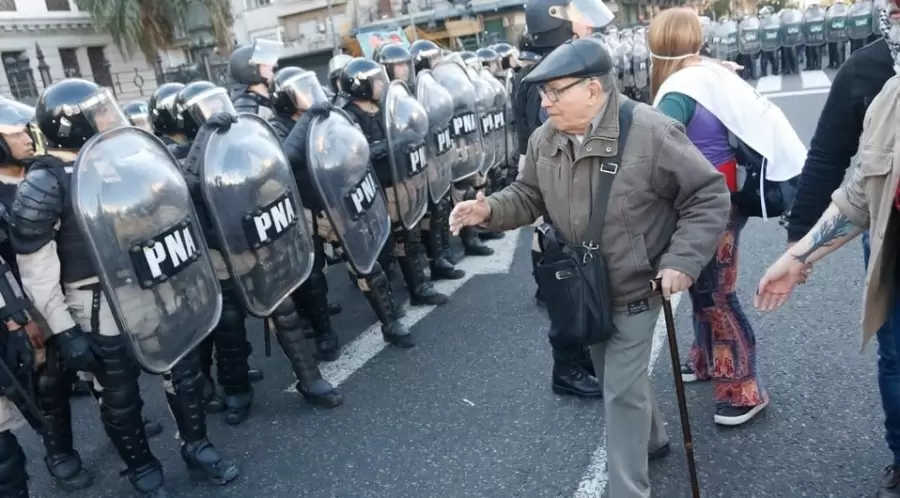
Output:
[538, 78, 588, 103]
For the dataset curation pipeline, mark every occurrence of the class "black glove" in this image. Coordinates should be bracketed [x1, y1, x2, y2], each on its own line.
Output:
[307, 102, 333, 118]
[4, 326, 34, 375]
[57, 326, 100, 373]
[206, 112, 238, 132]
[370, 140, 388, 161]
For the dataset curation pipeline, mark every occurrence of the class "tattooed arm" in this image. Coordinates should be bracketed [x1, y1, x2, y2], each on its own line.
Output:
[786, 203, 867, 265]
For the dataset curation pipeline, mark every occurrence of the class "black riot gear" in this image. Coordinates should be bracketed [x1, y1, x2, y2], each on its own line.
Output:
[327, 54, 353, 94]
[522, 38, 613, 84]
[476, 47, 501, 74]
[271, 66, 308, 115]
[148, 82, 185, 136]
[228, 40, 283, 85]
[340, 58, 390, 102]
[35, 78, 128, 150]
[493, 42, 517, 69]
[409, 39, 442, 72]
[525, 0, 615, 49]
[0, 97, 34, 165]
[374, 43, 414, 82]
[174, 81, 236, 139]
[122, 101, 152, 131]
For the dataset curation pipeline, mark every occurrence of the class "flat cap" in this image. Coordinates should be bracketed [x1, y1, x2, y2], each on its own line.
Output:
[521, 38, 612, 85]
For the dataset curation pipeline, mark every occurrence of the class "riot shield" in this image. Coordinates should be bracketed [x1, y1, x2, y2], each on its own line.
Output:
[712, 22, 729, 60]
[724, 20, 739, 59]
[760, 15, 782, 52]
[306, 110, 391, 275]
[504, 72, 519, 167]
[201, 113, 314, 317]
[431, 59, 484, 182]
[781, 9, 805, 47]
[632, 40, 649, 92]
[381, 80, 430, 230]
[467, 67, 497, 174]
[481, 68, 508, 170]
[826, 3, 850, 42]
[71, 126, 221, 374]
[414, 69, 454, 203]
[739, 17, 761, 54]
[847, 0, 872, 39]
[804, 6, 827, 46]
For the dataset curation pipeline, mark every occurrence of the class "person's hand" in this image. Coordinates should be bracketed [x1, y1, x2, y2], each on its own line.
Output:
[656, 269, 693, 299]
[720, 60, 745, 73]
[786, 242, 813, 284]
[206, 112, 237, 132]
[449, 190, 491, 235]
[4, 324, 34, 374]
[754, 253, 807, 311]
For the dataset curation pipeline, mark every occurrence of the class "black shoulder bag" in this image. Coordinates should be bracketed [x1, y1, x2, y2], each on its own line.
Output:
[533, 99, 636, 346]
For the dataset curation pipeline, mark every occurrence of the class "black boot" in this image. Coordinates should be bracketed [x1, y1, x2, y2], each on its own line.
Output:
[86, 373, 163, 438]
[361, 267, 415, 348]
[295, 272, 341, 362]
[92, 335, 167, 497]
[248, 367, 264, 383]
[166, 354, 239, 486]
[424, 206, 464, 280]
[397, 228, 449, 306]
[33, 349, 93, 491]
[274, 304, 343, 408]
[196, 335, 224, 413]
[0, 432, 28, 498]
[551, 363, 603, 398]
[478, 230, 504, 241]
[461, 227, 494, 256]
[215, 289, 253, 426]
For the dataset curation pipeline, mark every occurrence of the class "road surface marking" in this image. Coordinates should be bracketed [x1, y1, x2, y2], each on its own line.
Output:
[799, 69, 832, 89]
[754, 75, 783, 94]
[766, 88, 831, 99]
[573, 292, 684, 498]
[285, 229, 523, 391]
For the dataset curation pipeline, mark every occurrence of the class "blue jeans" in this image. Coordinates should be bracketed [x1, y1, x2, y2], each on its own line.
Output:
[864, 231, 900, 464]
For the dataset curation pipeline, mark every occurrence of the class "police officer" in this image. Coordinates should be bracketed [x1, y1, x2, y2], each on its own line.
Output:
[520, 0, 615, 398]
[0, 96, 95, 493]
[229, 40, 281, 117]
[10, 78, 166, 496]
[341, 57, 450, 308]
[327, 54, 353, 105]
[122, 101, 152, 131]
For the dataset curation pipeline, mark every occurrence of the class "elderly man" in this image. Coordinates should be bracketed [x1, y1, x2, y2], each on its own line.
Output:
[450, 38, 730, 498]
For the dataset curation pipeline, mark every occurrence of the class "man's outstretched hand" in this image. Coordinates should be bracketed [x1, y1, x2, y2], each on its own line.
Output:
[449, 190, 491, 235]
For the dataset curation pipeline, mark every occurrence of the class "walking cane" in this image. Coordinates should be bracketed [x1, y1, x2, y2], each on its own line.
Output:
[650, 278, 701, 498]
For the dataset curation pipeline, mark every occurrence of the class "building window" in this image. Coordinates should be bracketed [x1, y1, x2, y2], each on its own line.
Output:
[2, 51, 38, 103]
[243, 0, 271, 10]
[44, 0, 71, 11]
[59, 48, 81, 77]
[0, 0, 15, 12]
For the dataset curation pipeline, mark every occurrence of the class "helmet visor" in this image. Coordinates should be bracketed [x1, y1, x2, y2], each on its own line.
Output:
[250, 39, 284, 67]
[78, 88, 129, 133]
[128, 112, 153, 132]
[0, 97, 34, 134]
[282, 71, 328, 111]
[368, 67, 390, 101]
[549, 0, 615, 28]
[184, 87, 237, 126]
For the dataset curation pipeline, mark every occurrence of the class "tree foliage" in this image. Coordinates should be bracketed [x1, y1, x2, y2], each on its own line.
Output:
[74, 0, 234, 63]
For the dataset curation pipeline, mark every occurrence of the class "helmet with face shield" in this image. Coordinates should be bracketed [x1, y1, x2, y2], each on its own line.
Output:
[35, 78, 129, 150]
[270, 67, 328, 115]
[492, 42, 519, 69]
[339, 57, 390, 102]
[327, 54, 354, 93]
[374, 43, 414, 84]
[0, 97, 36, 163]
[476, 47, 501, 73]
[525, 0, 615, 50]
[409, 39, 442, 73]
[122, 101, 152, 132]
[229, 39, 284, 85]
[148, 82, 185, 136]
[174, 81, 236, 139]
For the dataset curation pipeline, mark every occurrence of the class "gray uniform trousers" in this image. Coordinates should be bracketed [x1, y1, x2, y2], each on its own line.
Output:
[589, 301, 670, 498]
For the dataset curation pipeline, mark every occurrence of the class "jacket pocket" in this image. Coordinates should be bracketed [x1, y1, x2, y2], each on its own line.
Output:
[630, 234, 653, 272]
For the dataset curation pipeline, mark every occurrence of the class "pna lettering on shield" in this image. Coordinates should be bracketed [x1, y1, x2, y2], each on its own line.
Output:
[252, 196, 296, 245]
[131, 222, 200, 289]
[450, 112, 477, 138]
[348, 172, 379, 216]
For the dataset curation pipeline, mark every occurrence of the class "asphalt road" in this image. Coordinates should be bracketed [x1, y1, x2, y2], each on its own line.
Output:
[22, 90, 883, 498]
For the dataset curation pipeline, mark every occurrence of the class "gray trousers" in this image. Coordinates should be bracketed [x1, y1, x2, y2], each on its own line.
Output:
[589, 302, 669, 498]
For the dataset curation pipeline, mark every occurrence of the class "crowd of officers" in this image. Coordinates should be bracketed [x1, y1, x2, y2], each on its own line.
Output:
[0, 35, 545, 497]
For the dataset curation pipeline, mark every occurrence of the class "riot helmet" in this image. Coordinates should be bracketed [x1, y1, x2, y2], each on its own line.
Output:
[229, 39, 284, 86]
[525, 0, 615, 50]
[409, 39, 442, 72]
[35, 78, 128, 150]
[0, 97, 35, 164]
[148, 82, 185, 136]
[174, 81, 236, 139]
[374, 42, 414, 84]
[339, 57, 390, 102]
[271, 67, 327, 115]
[459, 51, 477, 65]
[492, 42, 518, 69]
[122, 100, 152, 131]
[327, 54, 353, 93]
[476, 47, 501, 73]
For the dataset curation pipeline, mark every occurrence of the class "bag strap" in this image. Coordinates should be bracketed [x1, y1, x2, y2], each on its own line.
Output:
[582, 98, 636, 245]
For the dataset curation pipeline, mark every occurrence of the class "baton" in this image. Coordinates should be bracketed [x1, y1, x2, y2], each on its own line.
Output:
[263, 318, 272, 358]
[649, 278, 701, 498]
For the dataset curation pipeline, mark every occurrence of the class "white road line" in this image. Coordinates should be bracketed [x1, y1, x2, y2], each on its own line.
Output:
[573, 292, 684, 498]
[284, 229, 522, 391]
[799, 69, 832, 89]
[765, 87, 831, 99]
[754, 75, 783, 94]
